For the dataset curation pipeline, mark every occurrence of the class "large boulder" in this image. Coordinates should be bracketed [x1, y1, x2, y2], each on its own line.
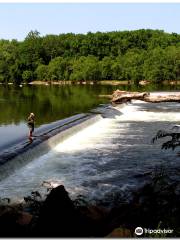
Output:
[34, 185, 95, 237]
[107, 226, 133, 238]
[0, 206, 32, 237]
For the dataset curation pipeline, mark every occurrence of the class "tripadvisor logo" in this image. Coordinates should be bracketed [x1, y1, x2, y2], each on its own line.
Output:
[134, 227, 173, 236]
[135, 227, 143, 236]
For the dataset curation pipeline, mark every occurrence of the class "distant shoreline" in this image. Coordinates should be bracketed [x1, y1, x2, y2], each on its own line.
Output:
[0, 80, 130, 86]
[1, 80, 180, 86]
[28, 80, 130, 86]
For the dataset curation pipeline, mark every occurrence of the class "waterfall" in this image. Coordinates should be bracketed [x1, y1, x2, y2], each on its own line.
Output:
[0, 98, 180, 203]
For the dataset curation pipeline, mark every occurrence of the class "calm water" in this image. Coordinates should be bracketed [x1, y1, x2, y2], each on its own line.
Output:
[1, 93, 180, 203]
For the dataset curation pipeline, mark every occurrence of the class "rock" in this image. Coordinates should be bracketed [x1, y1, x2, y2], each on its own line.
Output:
[34, 185, 76, 236]
[80, 205, 109, 221]
[111, 90, 180, 104]
[107, 227, 133, 237]
[0, 207, 28, 237]
[78, 205, 111, 237]
[139, 80, 150, 86]
[16, 211, 33, 226]
[112, 90, 149, 103]
[34, 185, 94, 237]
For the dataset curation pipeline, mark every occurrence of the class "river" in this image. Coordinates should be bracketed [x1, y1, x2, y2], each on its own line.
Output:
[0, 91, 180, 204]
[1, 83, 180, 148]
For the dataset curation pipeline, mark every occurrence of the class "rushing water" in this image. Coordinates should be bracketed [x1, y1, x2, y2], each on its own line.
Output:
[1, 92, 180, 203]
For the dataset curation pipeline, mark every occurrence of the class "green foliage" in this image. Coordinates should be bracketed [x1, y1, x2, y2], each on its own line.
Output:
[70, 56, 101, 81]
[22, 70, 33, 82]
[100, 56, 113, 80]
[0, 29, 180, 83]
[35, 64, 48, 80]
[48, 57, 68, 80]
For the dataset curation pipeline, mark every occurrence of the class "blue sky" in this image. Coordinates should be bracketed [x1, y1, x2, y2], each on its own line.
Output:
[0, 3, 180, 40]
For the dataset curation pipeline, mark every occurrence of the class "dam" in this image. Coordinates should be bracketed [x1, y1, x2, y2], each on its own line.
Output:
[0, 95, 180, 204]
[0, 112, 103, 180]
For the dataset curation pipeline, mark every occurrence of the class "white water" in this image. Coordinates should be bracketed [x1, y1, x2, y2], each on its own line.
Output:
[0, 98, 180, 203]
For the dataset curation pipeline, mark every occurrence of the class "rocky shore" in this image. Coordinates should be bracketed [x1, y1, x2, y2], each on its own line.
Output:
[0, 168, 179, 238]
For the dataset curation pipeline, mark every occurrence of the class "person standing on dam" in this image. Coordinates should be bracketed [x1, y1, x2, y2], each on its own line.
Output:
[27, 112, 35, 141]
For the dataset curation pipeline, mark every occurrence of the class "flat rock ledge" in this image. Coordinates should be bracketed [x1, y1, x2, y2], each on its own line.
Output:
[112, 90, 180, 103]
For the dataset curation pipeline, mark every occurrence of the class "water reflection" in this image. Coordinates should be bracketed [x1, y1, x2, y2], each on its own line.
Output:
[0, 84, 116, 126]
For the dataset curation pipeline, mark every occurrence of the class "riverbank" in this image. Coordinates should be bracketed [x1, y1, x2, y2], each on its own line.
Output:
[0, 167, 179, 238]
[1, 80, 125, 86]
[1, 80, 180, 86]
[28, 80, 130, 86]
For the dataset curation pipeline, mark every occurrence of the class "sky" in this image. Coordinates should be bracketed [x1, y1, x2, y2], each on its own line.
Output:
[0, 3, 180, 40]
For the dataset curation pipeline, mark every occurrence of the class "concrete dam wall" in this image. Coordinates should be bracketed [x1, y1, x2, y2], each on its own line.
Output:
[0, 113, 103, 181]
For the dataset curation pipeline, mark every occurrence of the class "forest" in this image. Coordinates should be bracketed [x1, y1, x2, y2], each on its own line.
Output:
[0, 29, 180, 84]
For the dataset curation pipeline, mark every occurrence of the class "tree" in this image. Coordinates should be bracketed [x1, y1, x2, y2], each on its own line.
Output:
[70, 56, 101, 81]
[0, 29, 180, 83]
[111, 57, 124, 80]
[42, 35, 63, 63]
[143, 48, 165, 83]
[35, 64, 48, 81]
[123, 49, 144, 83]
[22, 70, 33, 82]
[100, 56, 113, 80]
[47, 57, 68, 81]
[152, 128, 180, 150]
[19, 30, 44, 71]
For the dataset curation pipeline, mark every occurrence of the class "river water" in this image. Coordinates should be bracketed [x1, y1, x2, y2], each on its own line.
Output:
[0, 92, 180, 204]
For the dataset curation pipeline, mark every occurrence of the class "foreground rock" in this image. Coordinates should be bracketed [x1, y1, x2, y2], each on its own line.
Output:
[0, 175, 179, 237]
[112, 90, 180, 104]
[107, 227, 133, 237]
[0, 206, 33, 237]
[33, 185, 101, 237]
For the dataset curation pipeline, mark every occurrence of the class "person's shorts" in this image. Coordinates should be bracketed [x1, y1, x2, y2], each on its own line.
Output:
[28, 123, 34, 132]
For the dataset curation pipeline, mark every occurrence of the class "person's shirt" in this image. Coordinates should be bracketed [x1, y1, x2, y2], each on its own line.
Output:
[28, 116, 35, 126]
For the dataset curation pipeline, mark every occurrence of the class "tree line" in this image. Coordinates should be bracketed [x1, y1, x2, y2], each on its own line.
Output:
[0, 29, 180, 84]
